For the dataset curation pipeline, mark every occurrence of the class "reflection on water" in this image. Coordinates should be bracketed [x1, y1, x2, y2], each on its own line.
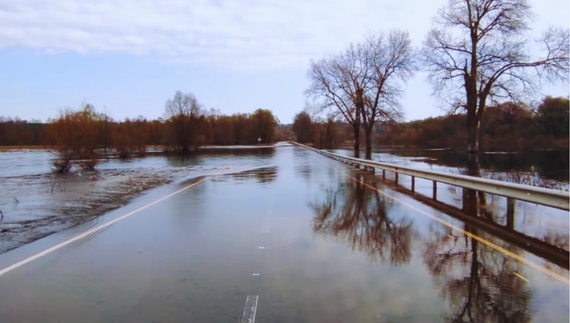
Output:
[424, 224, 532, 323]
[165, 148, 275, 168]
[230, 166, 278, 184]
[309, 166, 567, 322]
[386, 149, 569, 181]
[311, 173, 415, 265]
[333, 148, 569, 184]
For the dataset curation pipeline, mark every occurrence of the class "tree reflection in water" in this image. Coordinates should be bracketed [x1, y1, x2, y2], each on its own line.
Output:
[311, 173, 415, 266]
[311, 167, 535, 322]
[230, 166, 277, 184]
[424, 169, 532, 322]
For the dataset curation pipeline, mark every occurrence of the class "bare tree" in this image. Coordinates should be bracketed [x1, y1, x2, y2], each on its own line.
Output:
[307, 56, 363, 157]
[307, 30, 414, 159]
[422, 0, 569, 153]
[164, 91, 205, 153]
[360, 31, 414, 158]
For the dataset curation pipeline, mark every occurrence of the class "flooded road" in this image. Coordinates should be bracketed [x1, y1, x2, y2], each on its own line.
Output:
[0, 146, 567, 322]
[0, 148, 275, 253]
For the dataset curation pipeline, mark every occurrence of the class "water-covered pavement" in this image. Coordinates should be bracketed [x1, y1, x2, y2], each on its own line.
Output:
[0, 146, 567, 322]
[0, 148, 276, 253]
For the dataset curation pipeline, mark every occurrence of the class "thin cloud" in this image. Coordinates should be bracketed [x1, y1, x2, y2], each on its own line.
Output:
[0, 0, 565, 71]
[0, 0, 435, 70]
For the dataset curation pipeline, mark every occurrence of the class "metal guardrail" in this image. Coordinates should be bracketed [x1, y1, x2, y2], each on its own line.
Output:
[295, 143, 569, 211]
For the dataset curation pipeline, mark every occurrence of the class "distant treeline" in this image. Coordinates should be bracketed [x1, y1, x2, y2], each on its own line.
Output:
[2, 90, 299, 172]
[291, 96, 569, 152]
[3, 96, 568, 155]
[376, 97, 569, 151]
[0, 108, 287, 150]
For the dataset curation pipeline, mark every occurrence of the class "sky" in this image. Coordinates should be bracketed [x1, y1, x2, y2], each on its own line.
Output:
[0, 0, 568, 124]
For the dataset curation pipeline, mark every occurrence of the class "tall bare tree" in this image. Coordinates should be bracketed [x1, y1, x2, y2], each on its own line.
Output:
[307, 30, 414, 159]
[422, 0, 569, 153]
[360, 31, 414, 158]
[307, 56, 363, 157]
[165, 91, 205, 153]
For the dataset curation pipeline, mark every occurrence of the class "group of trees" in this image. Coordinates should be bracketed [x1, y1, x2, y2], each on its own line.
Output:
[306, 30, 414, 158]
[0, 117, 45, 146]
[0, 91, 281, 172]
[378, 96, 569, 151]
[165, 91, 279, 150]
[305, 0, 568, 157]
[292, 111, 351, 149]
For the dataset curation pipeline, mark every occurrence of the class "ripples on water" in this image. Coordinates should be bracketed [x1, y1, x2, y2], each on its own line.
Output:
[0, 148, 277, 253]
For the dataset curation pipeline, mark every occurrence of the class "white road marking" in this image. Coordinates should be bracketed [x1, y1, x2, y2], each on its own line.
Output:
[240, 295, 258, 323]
[514, 272, 529, 282]
[0, 178, 209, 278]
[252, 273, 260, 276]
[258, 246, 265, 250]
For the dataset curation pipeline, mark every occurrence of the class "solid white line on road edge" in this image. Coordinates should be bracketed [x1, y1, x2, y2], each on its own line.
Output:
[514, 272, 529, 282]
[0, 177, 209, 278]
[240, 295, 259, 323]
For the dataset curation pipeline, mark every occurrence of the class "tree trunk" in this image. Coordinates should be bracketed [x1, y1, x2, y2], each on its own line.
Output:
[352, 123, 360, 158]
[364, 126, 373, 159]
[466, 110, 479, 153]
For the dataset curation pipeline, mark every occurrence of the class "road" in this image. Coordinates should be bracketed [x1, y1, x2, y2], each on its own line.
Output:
[0, 146, 568, 322]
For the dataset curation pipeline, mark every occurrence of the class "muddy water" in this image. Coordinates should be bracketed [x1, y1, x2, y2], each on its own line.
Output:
[0, 148, 276, 254]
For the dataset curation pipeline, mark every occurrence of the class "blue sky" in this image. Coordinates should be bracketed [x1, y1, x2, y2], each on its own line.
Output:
[0, 0, 568, 124]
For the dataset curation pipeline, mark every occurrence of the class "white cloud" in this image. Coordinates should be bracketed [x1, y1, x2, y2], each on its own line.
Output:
[0, 0, 567, 71]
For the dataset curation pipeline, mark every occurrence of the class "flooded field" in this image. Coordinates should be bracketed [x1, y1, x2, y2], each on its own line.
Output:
[335, 148, 569, 189]
[0, 148, 276, 253]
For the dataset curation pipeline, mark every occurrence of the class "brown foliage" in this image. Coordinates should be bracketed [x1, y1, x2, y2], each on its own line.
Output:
[47, 104, 101, 172]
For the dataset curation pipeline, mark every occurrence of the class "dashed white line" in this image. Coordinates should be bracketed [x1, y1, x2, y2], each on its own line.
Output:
[240, 295, 258, 323]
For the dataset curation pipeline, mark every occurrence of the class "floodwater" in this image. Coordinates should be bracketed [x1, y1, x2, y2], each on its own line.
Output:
[0, 145, 567, 322]
[334, 148, 570, 189]
[0, 148, 275, 253]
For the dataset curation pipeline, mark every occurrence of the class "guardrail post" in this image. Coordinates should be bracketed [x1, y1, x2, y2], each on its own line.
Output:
[370, 166, 375, 174]
[411, 176, 415, 192]
[297, 143, 569, 211]
[506, 197, 515, 229]
[395, 172, 399, 184]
